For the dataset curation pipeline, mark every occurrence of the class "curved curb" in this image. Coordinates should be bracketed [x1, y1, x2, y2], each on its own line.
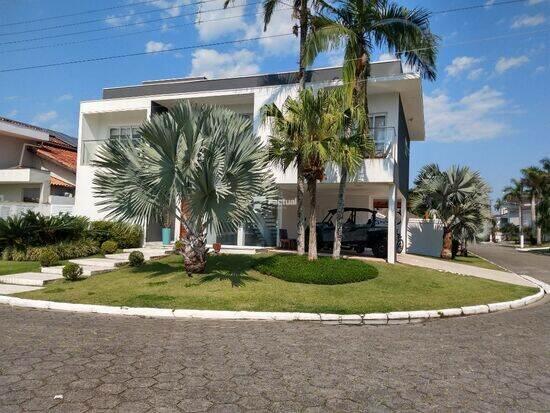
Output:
[0, 284, 546, 325]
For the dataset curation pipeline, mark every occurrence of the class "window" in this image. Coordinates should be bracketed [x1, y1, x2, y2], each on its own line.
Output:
[109, 126, 140, 140]
[369, 114, 389, 157]
[22, 187, 40, 203]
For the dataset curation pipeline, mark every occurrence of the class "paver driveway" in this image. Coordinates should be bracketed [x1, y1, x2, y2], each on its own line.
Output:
[1, 298, 549, 412]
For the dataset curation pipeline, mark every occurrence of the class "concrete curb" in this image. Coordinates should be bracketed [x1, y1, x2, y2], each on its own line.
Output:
[0, 285, 545, 325]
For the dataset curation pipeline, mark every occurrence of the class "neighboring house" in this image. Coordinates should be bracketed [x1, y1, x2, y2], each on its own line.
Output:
[0, 117, 77, 218]
[75, 60, 425, 263]
[494, 200, 537, 242]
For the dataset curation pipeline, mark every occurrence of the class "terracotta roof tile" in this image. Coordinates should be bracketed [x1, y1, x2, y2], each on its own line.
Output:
[50, 176, 75, 188]
[34, 144, 77, 172]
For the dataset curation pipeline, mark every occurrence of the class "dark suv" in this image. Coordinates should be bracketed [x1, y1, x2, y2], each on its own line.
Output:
[314, 207, 403, 258]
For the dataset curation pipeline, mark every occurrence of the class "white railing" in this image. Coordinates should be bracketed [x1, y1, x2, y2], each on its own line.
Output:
[0, 202, 74, 219]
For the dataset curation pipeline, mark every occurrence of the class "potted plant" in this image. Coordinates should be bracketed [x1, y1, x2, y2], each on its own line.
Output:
[213, 242, 222, 253]
[161, 208, 172, 246]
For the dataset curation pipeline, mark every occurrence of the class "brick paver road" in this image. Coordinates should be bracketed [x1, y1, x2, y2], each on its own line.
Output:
[1, 299, 549, 412]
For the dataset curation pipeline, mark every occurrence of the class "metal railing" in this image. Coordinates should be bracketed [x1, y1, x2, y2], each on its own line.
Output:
[369, 127, 396, 159]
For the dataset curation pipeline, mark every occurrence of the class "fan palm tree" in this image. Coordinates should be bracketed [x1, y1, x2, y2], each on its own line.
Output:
[304, 0, 438, 131]
[502, 179, 525, 245]
[537, 158, 550, 235]
[521, 165, 546, 245]
[263, 88, 338, 260]
[410, 165, 490, 259]
[92, 101, 275, 275]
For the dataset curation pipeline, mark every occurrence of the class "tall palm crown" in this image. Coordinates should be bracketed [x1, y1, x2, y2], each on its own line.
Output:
[92, 102, 275, 273]
[305, 0, 438, 107]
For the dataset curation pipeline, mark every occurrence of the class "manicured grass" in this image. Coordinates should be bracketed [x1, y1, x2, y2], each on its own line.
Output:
[448, 254, 504, 271]
[0, 260, 41, 275]
[253, 254, 378, 284]
[16, 253, 536, 314]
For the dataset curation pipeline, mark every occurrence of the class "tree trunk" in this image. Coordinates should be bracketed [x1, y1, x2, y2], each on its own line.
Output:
[296, 161, 306, 255]
[298, 0, 308, 90]
[332, 166, 347, 259]
[531, 191, 542, 245]
[181, 232, 207, 276]
[307, 177, 317, 260]
[441, 227, 452, 259]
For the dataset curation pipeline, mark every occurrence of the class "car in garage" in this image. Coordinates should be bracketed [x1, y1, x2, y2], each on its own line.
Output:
[314, 207, 403, 258]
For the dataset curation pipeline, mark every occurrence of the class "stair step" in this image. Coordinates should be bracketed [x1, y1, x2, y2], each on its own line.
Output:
[69, 258, 126, 268]
[0, 284, 44, 294]
[41, 265, 109, 276]
[122, 248, 172, 256]
[0, 272, 62, 286]
[106, 252, 167, 260]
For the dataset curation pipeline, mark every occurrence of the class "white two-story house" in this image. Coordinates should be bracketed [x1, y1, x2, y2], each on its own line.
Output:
[74, 60, 425, 263]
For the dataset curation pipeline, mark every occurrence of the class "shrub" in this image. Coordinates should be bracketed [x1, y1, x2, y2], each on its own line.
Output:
[11, 248, 28, 262]
[253, 254, 378, 285]
[128, 251, 145, 267]
[23, 240, 100, 262]
[62, 263, 83, 281]
[1, 247, 13, 261]
[101, 240, 118, 255]
[39, 248, 60, 267]
[88, 221, 142, 249]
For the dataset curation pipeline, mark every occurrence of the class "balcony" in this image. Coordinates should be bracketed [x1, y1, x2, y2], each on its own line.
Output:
[0, 168, 50, 184]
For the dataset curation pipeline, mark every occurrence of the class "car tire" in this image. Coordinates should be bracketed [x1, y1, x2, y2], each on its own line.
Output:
[372, 239, 387, 258]
[354, 245, 365, 254]
[396, 237, 404, 254]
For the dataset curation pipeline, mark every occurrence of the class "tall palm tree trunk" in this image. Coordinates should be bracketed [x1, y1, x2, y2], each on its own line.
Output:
[296, 162, 306, 255]
[518, 201, 523, 244]
[295, 0, 308, 255]
[307, 178, 318, 260]
[332, 166, 347, 259]
[441, 226, 452, 259]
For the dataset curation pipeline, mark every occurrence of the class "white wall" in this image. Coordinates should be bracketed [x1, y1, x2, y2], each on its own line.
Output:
[0, 135, 34, 169]
[406, 218, 443, 257]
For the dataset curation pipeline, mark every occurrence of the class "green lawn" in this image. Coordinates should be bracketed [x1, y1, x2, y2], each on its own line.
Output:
[448, 254, 504, 271]
[0, 260, 41, 275]
[15, 253, 536, 314]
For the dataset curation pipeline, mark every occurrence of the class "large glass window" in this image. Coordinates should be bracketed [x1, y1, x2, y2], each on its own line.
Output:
[82, 125, 140, 166]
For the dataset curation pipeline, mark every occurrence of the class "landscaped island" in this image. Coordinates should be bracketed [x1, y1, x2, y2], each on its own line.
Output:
[15, 253, 536, 314]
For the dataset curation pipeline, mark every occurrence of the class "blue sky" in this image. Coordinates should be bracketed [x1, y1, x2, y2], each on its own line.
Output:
[0, 0, 548, 202]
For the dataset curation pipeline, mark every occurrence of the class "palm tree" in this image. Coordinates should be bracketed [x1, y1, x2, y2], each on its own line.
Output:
[263, 88, 338, 260]
[329, 91, 372, 259]
[304, 0, 438, 132]
[521, 165, 546, 245]
[502, 179, 524, 245]
[410, 165, 490, 259]
[224, 0, 317, 256]
[537, 158, 550, 236]
[92, 101, 275, 275]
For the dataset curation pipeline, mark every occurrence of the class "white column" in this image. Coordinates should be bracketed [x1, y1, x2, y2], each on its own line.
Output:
[400, 194, 407, 254]
[237, 226, 245, 246]
[387, 184, 396, 264]
[39, 182, 50, 204]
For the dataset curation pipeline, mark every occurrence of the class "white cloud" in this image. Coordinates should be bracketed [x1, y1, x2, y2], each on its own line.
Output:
[378, 52, 396, 61]
[495, 55, 529, 74]
[5, 109, 18, 118]
[445, 56, 483, 77]
[145, 40, 173, 53]
[484, 0, 496, 7]
[244, 4, 298, 56]
[189, 49, 260, 79]
[534, 65, 546, 74]
[528, 0, 545, 5]
[151, 0, 189, 18]
[424, 86, 509, 142]
[57, 94, 72, 102]
[195, 0, 248, 40]
[511, 14, 546, 28]
[33, 110, 58, 123]
[467, 68, 485, 80]
[105, 10, 144, 27]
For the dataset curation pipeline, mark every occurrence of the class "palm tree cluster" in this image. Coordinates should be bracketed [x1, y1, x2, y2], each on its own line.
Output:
[497, 157, 549, 245]
[410, 164, 491, 259]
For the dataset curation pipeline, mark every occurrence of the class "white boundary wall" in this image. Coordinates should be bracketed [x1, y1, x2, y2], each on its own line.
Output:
[407, 218, 443, 257]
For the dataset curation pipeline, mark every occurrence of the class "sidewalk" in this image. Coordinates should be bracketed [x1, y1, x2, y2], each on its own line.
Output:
[398, 253, 535, 288]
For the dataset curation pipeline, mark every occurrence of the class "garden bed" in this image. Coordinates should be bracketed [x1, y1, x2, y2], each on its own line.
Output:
[14, 253, 537, 314]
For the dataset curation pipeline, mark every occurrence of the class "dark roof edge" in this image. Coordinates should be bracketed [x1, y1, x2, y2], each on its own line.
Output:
[103, 66, 344, 100]
[0, 116, 76, 148]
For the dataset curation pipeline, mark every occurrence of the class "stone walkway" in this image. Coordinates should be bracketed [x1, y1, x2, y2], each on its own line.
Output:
[0, 245, 172, 295]
[397, 253, 535, 287]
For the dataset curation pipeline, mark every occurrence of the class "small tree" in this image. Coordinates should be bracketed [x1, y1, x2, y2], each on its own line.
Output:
[410, 164, 490, 259]
[502, 179, 525, 245]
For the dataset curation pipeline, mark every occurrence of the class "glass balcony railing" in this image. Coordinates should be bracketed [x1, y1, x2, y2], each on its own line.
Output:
[370, 127, 396, 159]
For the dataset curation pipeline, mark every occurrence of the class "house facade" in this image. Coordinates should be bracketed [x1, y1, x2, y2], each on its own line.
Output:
[0, 117, 77, 218]
[74, 60, 425, 263]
